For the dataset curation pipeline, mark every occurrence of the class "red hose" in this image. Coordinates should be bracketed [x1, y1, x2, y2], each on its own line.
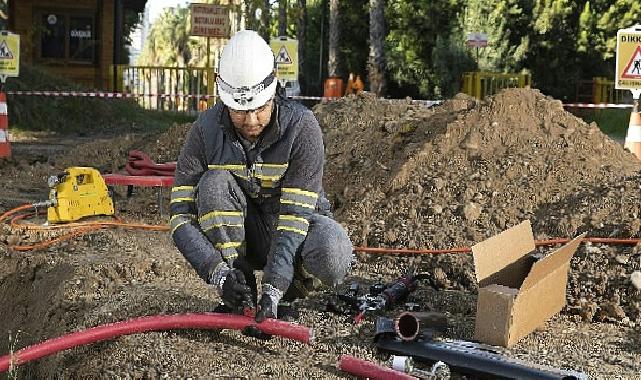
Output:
[338, 354, 417, 380]
[0, 313, 313, 373]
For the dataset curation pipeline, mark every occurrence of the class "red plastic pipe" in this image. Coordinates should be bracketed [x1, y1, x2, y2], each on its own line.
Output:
[338, 354, 417, 380]
[0, 313, 313, 373]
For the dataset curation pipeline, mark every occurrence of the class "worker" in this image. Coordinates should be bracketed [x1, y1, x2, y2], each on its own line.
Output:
[169, 30, 353, 323]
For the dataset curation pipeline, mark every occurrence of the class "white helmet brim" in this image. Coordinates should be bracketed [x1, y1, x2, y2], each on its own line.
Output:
[217, 72, 278, 111]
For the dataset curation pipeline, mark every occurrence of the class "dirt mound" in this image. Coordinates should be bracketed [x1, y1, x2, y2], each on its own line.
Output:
[314, 88, 641, 323]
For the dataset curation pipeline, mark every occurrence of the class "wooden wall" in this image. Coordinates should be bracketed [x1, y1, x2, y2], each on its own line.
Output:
[11, 0, 115, 89]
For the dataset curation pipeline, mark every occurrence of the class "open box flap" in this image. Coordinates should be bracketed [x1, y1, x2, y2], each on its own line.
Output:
[519, 233, 585, 291]
[472, 220, 535, 287]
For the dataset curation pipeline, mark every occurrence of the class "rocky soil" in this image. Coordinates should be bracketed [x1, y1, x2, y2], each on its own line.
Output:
[1, 88, 641, 379]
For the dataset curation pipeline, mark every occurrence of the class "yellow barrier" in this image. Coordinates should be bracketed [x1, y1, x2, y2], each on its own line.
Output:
[109, 65, 217, 113]
[461, 71, 531, 100]
[592, 77, 628, 104]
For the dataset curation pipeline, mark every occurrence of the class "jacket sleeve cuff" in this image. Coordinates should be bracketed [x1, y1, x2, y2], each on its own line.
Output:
[264, 273, 292, 293]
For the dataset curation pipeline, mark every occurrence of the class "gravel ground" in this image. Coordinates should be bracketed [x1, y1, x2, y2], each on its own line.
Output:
[1, 88, 641, 379]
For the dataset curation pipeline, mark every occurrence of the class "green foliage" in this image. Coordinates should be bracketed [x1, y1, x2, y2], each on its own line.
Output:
[432, 34, 477, 98]
[571, 108, 629, 138]
[120, 8, 144, 64]
[386, 0, 467, 98]
[138, 6, 193, 66]
[130, 0, 641, 101]
[339, 0, 369, 79]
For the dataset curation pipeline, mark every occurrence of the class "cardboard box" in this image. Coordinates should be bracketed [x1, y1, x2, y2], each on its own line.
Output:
[471, 220, 584, 347]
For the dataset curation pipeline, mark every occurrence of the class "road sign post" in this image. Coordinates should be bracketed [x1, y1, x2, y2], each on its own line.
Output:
[466, 32, 488, 66]
[270, 37, 299, 87]
[615, 24, 641, 102]
[189, 4, 230, 106]
[616, 24, 641, 159]
[0, 31, 19, 86]
[0, 31, 18, 159]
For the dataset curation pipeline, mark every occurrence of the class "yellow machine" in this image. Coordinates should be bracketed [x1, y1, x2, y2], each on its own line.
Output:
[46, 167, 114, 223]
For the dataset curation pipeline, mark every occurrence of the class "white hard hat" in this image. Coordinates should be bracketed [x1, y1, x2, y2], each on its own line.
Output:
[217, 30, 277, 110]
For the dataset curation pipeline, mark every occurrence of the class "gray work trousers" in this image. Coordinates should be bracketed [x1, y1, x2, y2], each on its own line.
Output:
[196, 170, 353, 299]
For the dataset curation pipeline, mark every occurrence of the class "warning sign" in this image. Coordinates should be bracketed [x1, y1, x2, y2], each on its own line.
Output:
[0, 32, 19, 80]
[0, 41, 13, 59]
[275, 46, 293, 64]
[616, 26, 641, 89]
[621, 46, 641, 79]
[270, 37, 298, 81]
[190, 4, 230, 38]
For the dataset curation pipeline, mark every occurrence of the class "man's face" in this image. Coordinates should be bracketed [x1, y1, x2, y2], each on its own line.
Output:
[229, 98, 274, 142]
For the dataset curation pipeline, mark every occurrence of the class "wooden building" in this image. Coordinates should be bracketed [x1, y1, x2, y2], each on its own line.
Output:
[7, 0, 147, 89]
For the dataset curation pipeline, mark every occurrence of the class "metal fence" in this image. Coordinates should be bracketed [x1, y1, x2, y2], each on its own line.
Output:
[461, 71, 532, 100]
[110, 65, 217, 114]
[591, 77, 630, 104]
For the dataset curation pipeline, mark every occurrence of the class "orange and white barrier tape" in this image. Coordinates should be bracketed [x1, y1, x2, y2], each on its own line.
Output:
[6, 90, 216, 98]
[563, 103, 632, 108]
[4, 90, 444, 105]
[5, 91, 335, 101]
[0, 92, 10, 159]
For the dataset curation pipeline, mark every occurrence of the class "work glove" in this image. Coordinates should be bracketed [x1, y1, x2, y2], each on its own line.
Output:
[255, 284, 283, 323]
[212, 265, 253, 309]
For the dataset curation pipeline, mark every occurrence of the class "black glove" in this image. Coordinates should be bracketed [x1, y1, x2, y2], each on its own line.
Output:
[255, 293, 277, 323]
[221, 269, 253, 309]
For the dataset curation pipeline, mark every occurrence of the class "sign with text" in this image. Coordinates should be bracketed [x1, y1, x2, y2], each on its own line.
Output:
[466, 32, 488, 48]
[270, 37, 298, 81]
[0, 32, 19, 80]
[616, 25, 641, 90]
[190, 4, 230, 38]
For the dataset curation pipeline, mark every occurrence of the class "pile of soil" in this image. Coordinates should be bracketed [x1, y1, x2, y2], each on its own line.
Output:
[315, 89, 641, 324]
[1, 88, 641, 378]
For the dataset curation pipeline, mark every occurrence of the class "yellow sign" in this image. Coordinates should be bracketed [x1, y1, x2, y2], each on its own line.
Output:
[616, 25, 641, 90]
[190, 4, 230, 38]
[0, 32, 19, 80]
[270, 37, 298, 81]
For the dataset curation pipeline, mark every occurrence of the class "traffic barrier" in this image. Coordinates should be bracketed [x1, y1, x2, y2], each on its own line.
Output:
[323, 77, 344, 98]
[624, 111, 641, 160]
[0, 92, 10, 159]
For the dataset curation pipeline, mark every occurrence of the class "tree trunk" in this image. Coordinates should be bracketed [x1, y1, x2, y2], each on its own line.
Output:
[244, 0, 254, 30]
[368, 0, 386, 96]
[279, 0, 288, 36]
[260, 0, 271, 41]
[297, 0, 307, 93]
[328, 0, 339, 77]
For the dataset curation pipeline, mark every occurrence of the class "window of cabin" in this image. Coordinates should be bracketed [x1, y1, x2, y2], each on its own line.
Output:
[38, 10, 97, 65]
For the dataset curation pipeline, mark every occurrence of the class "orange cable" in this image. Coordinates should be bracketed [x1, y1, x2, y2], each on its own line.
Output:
[0, 204, 34, 223]
[9, 226, 105, 252]
[2, 204, 168, 251]
[3, 205, 640, 253]
[353, 237, 641, 255]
